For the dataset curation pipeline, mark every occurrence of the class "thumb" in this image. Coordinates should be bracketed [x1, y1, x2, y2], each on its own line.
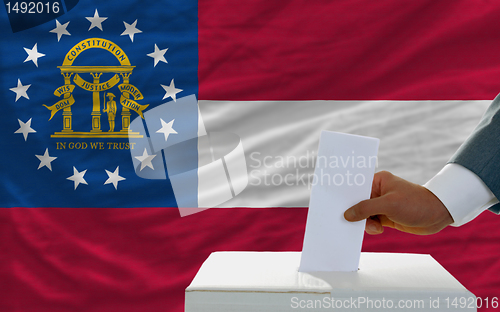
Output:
[344, 196, 390, 222]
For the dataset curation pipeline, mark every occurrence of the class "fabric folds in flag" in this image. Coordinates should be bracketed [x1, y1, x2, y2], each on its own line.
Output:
[1, 1, 500, 312]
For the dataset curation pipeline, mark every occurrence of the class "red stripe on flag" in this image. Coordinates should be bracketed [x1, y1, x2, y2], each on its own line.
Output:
[199, 0, 500, 100]
[2, 208, 500, 311]
[1, 208, 307, 312]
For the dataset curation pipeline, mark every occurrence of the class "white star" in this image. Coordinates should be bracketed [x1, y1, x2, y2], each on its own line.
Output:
[10, 79, 30, 102]
[161, 79, 182, 101]
[121, 19, 142, 42]
[86, 9, 107, 31]
[156, 118, 178, 142]
[147, 44, 168, 67]
[14, 118, 36, 141]
[35, 148, 57, 171]
[104, 166, 126, 190]
[135, 148, 156, 171]
[49, 19, 70, 42]
[67, 167, 88, 190]
[23, 43, 45, 67]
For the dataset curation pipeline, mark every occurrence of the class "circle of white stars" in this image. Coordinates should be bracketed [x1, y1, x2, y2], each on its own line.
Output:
[67, 167, 88, 190]
[121, 19, 142, 42]
[104, 166, 126, 190]
[13, 7, 185, 192]
[50, 19, 71, 42]
[147, 44, 168, 67]
[157, 118, 178, 142]
[10, 79, 30, 102]
[161, 79, 182, 102]
[24, 43, 45, 67]
[15, 118, 36, 141]
[86, 9, 107, 31]
[135, 149, 156, 171]
[36, 148, 57, 171]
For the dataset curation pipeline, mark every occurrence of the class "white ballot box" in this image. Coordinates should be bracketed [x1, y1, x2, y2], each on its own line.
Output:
[185, 252, 476, 312]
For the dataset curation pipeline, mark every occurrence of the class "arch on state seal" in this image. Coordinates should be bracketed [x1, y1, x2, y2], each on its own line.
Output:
[44, 38, 147, 138]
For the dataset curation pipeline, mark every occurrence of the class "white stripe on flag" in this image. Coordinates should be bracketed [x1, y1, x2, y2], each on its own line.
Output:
[199, 100, 490, 208]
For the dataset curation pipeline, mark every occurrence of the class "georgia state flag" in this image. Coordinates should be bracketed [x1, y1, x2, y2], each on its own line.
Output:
[1, 1, 500, 311]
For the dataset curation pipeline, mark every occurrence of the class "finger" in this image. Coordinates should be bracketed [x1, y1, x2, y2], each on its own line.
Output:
[365, 217, 384, 235]
[377, 215, 396, 229]
[370, 173, 382, 199]
[344, 196, 391, 222]
[377, 214, 429, 235]
[370, 171, 391, 198]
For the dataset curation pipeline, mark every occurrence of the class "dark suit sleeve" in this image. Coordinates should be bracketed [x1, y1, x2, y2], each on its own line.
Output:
[449, 94, 500, 214]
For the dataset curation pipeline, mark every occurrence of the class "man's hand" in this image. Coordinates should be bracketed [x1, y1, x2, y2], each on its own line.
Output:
[344, 171, 454, 235]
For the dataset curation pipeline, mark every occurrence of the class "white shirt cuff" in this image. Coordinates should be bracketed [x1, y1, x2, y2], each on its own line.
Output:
[423, 163, 499, 227]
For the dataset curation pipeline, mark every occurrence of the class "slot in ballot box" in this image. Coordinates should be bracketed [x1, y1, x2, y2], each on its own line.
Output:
[185, 252, 476, 312]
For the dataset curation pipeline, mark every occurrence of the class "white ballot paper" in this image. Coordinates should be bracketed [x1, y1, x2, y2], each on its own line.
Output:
[299, 131, 379, 272]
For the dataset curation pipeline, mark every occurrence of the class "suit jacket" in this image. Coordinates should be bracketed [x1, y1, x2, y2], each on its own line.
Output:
[449, 94, 500, 214]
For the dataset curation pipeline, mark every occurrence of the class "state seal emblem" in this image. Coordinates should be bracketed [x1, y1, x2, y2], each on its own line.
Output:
[43, 38, 147, 138]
